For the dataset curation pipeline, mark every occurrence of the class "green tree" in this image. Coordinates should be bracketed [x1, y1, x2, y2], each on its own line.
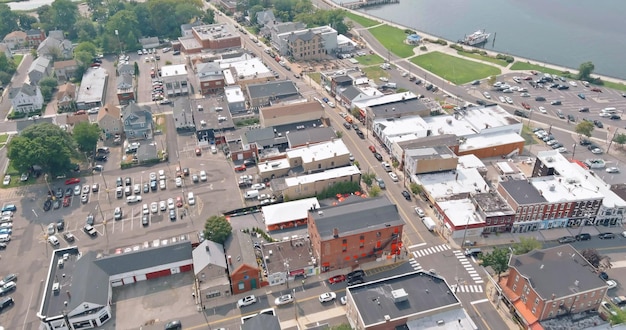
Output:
[248, 5, 265, 24]
[204, 215, 232, 244]
[74, 18, 98, 43]
[105, 10, 140, 53]
[134, 62, 139, 76]
[17, 14, 38, 30]
[488, 75, 497, 86]
[202, 8, 215, 24]
[7, 123, 76, 175]
[331, 324, 352, 330]
[0, 4, 19, 40]
[0, 53, 17, 75]
[174, 2, 202, 26]
[575, 121, 594, 138]
[73, 122, 101, 153]
[369, 185, 381, 197]
[613, 133, 626, 148]
[39, 76, 59, 102]
[362, 172, 375, 186]
[479, 247, 510, 279]
[511, 237, 542, 255]
[409, 182, 423, 195]
[335, 131, 343, 138]
[577, 61, 595, 81]
[49, 0, 79, 37]
[350, 107, 360, 118]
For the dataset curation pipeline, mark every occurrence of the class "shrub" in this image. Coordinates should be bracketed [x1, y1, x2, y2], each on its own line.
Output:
[317, 181, 360, 199]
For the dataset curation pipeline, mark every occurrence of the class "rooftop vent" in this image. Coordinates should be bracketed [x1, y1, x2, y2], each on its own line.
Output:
[384, 315, 391, 321]
[391, 288, 408, 303]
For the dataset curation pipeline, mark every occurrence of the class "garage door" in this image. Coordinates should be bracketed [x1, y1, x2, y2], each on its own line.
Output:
[111, 280, 123, 287]
[180, 264, 192, 272]
[122, 276, 135, 285]
[146, 269, 171, 280]
[135, 274, 147, 282]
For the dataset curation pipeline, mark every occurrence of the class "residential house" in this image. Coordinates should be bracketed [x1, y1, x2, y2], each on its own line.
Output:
[263, 22, 305, 47]
[116, 73, 135, 105]
[0, 43, 11, 59]
[25, 29, 46, 47]
[53, 59, 78, 82]
[196, 62, 224, 95]
[255, 10, 275, 26]
[328, 75, 352, 97]
[501, 245, 608, 328]
[308, 196, 404, 272]
[56, 82, 77, 112]
[2, 31, 26, 50]
[27, 56, 51, 85]
[96, 104, 123, 138]
[117, 63, 134, 77]
[246, 80, 300, 107]
[223, 231, 260, 294]
[37, 31, 73, 59]
[121, 102, 153, 140]
[9, 84, 43, 113]
[192, 240, 230, 303]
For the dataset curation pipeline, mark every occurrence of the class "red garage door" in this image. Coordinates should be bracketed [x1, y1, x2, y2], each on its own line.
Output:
[146, 269, 171, 280]
[180, 264, 193, 272]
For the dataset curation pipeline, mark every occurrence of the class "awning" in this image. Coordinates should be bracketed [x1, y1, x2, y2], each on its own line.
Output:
[289, 269, 304, 276]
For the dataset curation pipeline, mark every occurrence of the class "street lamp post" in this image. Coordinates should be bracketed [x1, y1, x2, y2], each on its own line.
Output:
[571, 143, 577, 161]
[115, 30, 122, 55]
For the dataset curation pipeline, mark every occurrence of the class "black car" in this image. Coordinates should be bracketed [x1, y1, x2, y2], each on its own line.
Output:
[579, 139, 591, 146]
[579, 107, 589, 113]
[587, 143, 599, 151]
[599, 272, 609, 281]
[557, 85, 569, 90]
[142, 215, 149, 226]
[343, 122, 351, 129]
[165, 320, 182, 330]
[351, 123, 359, 130]
[124, 177, 132, 186]
[575, 233, 591, 241]
[593, 120, 604, 128]
[598, 232, 616, 239]
[550, 100, 562, 105]
[243, 159, 257, 166]
[514, 110, 529, 118]
[95, 155, 108, 161]
[347, 270, 365, 280]
[414, 79, 422, 85]
[374, 153, 383, 161]
[535, 96, 546, 101]
[56, 219, 65, 231]
[401, 190, 411, 201]
[476, 99, 486, 106]
[567, 114, 576, 122]
[355, 130, 365, 139]
[0, 243, 6, 250]
[150, 180, 158, 191]
[0, 297, 14, 311]
[347, 276, 364, 286]
[425, 84, 433, 91]
[610, 114, 621, 120]
[43, 200, 52, 211]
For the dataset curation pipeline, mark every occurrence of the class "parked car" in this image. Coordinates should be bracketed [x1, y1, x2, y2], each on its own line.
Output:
[558, 236, 576, 244]
[388, 172, 399, 182]
[328, 275, 346, 284]
[401, 190, 411, 200]
[274, 294, 294, 306]
[63, 232, 75, 242]
[318, 292, 336, 303]
[237, 295, 257, 308]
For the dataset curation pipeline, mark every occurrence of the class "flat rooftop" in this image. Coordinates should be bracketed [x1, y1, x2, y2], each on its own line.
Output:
[405, 146, 456, 161]
[473, 192, 515, 217]
[225, 85, 245, 103]
[499, 180, 547, 205]
[457, 105, 520, 130]
[258, 158, 291, 174]
[40, 247, 90, 318]
[373, 116, 429, 138]
[353, 91, 417, 109]
[416, 167, 489, 201]
[457, 154, 486, 170]
[530, 175, 604, 203]
[261, 238, 313, 274]
[437, 198, 485, 227]
[286, 139, 350, 164]
[461, 131, 525, 152]
[284, 165, 360, 187]
[262, 197, 320, 226]
[76, 67, 108, 104]
[220, 57, 271, 79]
[161, 64, 187, 78]
[192, 23, 238, 41]
[348, 271, 460, 327]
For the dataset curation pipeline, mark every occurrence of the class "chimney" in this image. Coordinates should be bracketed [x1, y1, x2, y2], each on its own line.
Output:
[333, 228, 339, 238]
[205, 245, 211, 253]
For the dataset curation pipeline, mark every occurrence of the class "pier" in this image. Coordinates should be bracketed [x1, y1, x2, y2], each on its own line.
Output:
[341, 0, 400, 10]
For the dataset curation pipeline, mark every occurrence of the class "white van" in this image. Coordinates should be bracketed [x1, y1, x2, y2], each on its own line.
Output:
[244, 189, 259, 199]
[187, 192, 195, 205]
[602, 107, 617, 114]
[422, 217, 436, 231]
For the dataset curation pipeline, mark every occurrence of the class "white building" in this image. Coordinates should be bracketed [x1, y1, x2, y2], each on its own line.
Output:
[76, 67, 108, 110]
[9, 84, 43, 113]
[415, 166, 489, 203]
[160, 64, 189, 96]
[437, 198, 485, 239]
[261, 197, 319, 231]
[224, 85, 246, 114]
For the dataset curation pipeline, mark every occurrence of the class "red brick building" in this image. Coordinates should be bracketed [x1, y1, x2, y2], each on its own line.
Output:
[26, 29, 45, 47]
[224, 231, 260, 294]
[178, 23, 241, 54]
[501, 245, 608, 328]
[308, 196, 404, 273]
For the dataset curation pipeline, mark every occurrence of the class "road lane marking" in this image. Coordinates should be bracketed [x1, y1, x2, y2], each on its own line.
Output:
[471, 298, 489, 305]
[407, 243, 426, 249]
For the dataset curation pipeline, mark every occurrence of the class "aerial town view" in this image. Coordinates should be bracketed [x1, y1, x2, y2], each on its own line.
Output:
[1, 0, 626, 329]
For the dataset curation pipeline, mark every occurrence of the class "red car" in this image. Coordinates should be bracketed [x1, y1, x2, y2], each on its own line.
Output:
[590, 88, 602, 93]
[523, 76, 533, 81]
[176, 196, 183, 208]
[62, 196, 71, 207]
[521, 102, 531, 110]
[195, 147, 201, 156]
[234, 164, 246, 172]
[65, 178, 80, 185]
[329, 275, 346, 284]
[368, 145, 376, 153]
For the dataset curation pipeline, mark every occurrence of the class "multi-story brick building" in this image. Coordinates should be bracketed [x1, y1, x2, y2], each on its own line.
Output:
[279, 26, 338, 60]
[178, 23, 241, 54]
[307, 196, 404, 272]
[501, 245, 608, 328]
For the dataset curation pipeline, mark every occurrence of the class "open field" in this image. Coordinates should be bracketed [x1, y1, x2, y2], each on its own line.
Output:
[368, 25, 416, 58]
[411, 51, 501, 85]
[362, 66, 389, 80]
[344, 12, 380, 28]
[355, 54, 385, 66]
[457, 51, 509, 67]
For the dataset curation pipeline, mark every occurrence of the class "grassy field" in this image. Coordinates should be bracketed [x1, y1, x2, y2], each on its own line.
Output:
[344, 12, 380, 28]
[601, 81, 626, 92]
[411, 51, 501, 85]
[355, 54, 385, 66]
[0, 134, 8, 147]
[368, 25, 416, 58]
[362, 66, 389, 80]
[13, 54, 23, 66]
[457, 51, 509, 67]
[307, 72, 321, 85]
[521, 125, 538, 145]
[154, 115, 167, 134]
[509, 61, 575, 77]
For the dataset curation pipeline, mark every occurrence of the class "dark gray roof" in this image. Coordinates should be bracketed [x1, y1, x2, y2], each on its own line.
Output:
[339, 85, 361, 101]
[26, 29, 42, 36]
[271, 22, 306, 35]
[348, 271, 460, 327]
[116, 73, 132, 89]
[397, 134, 458, 149]
[247, 80, 298, 100]
[10, 84, 38, 98]
[68, 252, 110, 310]
[94, 241, 192, 275]
[369, 98, 429, 118]
[288, 30, 315, 43]
[122, 102, 151, 124]
[241, 313, 281, 330]
[223, 230, 257, 273]
[243, 127, 276, 145]
[333, 75, 352, 84]
[509, 245, 606, 299]
[286, 127, 336, 148]
[311, 196, 404, 240]
[136, 142, 157, 161]
[499, 180, 547, 205]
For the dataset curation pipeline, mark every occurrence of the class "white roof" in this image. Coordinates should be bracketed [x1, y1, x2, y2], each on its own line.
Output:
[460, 132, 525, 152]
[76, 67, 108, 104]
[258, 158, 291, 175]
[223, 68, 235, 85]
[423, 107, 521, 138]
[373, 116, 429, 139]
[437, 199, 484, 227]
[496, 162, 517, 174]
[530, 175, 604, 203]
[460, 105, 519, 131]
[457, 154, 486, 170]
[352, 91, 417, 109]
[160, 64, 187, 77]
[218, 57, 270, 79]
[225, 85, 245, 103]
[262, 197, 320, 226]
[536, 150, 626, 208]
[286, 139, 350, 164]
[337, 34, 356, 46]
[284, 165, 360, 187]
[415, 167, 488, 201]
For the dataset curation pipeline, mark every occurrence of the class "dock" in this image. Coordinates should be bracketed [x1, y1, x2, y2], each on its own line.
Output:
[341, 0, 400, 10]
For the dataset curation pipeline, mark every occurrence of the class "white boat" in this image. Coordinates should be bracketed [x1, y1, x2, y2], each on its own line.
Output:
[460, 29, 490, 46]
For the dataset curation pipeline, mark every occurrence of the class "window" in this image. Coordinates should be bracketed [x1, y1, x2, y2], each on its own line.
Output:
[515, 275, 519, 282]
[535, 298, 539, 305]
[531, 307, 536, 314]
[238, 282, 245, 290]
[342, 239, 347, 244]
[512, 284, 517, 291]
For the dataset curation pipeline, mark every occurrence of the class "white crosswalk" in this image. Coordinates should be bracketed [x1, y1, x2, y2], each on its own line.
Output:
[453, 250, 484, 284]
[409, 258, 423, 272]
[450, 284, 484, 293]
[411, 244, 451, 258]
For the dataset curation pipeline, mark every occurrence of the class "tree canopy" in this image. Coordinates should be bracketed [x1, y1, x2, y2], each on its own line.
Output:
[511, 237, 542, 255]
[8, 123, 76, 175]
[479, 247, 510, 279]
[73, 122, 101, 153]
[613, 133, 626, 148]
[575, 121, 594, 138]
[577, 61, 595, 81]
[0, 4, 18, 41]
[204, 215, 232, 244]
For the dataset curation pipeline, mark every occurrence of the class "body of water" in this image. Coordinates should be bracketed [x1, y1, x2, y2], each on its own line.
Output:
[336, 0, 626, 80]
[7, 0, 81, 11]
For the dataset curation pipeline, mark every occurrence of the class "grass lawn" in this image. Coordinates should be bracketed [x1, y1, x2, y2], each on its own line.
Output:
[368, 25, 416, 58]
[355, 54, 385, 66]
[457, 51, 509, 67]
[307, 72, 321, 85]
[509, 62, 575, 77]
[521, 125, 538, 145]
[154, 115, 167, 134]
[411, 51, 501, 85]
[12, 54, 23, 67]
[344, 12, 379, 28]
[602, 81, 626, 92]
[362, 66, 389, 80]
[0, 134, 8, 147]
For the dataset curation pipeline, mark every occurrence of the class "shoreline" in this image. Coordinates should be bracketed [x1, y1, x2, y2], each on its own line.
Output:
[324, 0, 626, 86]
